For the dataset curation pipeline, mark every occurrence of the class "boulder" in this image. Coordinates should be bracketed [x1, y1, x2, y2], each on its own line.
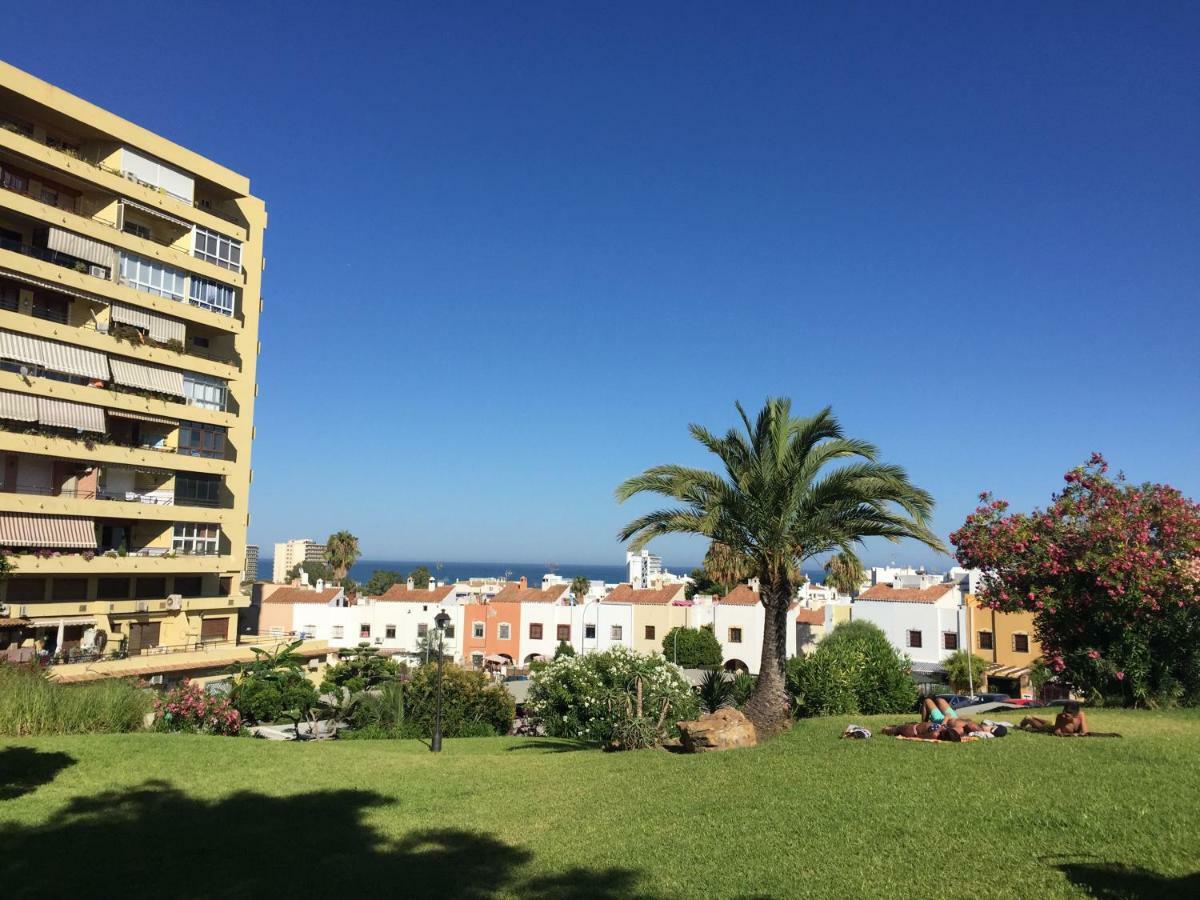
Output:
[676, 707, 757, 752]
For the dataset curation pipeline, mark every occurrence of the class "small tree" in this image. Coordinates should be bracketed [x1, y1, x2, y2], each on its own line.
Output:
[554, 641, 576, 659]
[570, 575, 591, 605]
[324, 531, 361, 582]
[364, 569, 404, 596]
[229, 640, 320, 738]
[287, 560, 335, 586]
[321, 643, 400, 696]
[823, 551, 865, 597]
[787, 621, 918, 717]
[408, 566, 432, 589]
[942, 650, 989, 695]
[661, 626, 722, 668]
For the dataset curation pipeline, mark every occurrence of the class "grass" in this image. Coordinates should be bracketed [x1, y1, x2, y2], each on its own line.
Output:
[1, 708, 1198, 898]
[0, 666, 150, 736]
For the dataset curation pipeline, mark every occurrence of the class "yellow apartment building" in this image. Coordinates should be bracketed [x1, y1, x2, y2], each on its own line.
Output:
[964, 594, 1042, 698]
[603, 584, 690, 655]
[0, 62, 263, 664]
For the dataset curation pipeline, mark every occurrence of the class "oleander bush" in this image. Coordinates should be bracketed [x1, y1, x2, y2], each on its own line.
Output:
[787, 621, 918, 717]
[0, 663, 151, 735]
[151, 681, 242, 736]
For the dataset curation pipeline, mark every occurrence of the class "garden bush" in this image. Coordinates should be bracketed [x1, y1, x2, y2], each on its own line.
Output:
[661, 626, 722, 668]
[787, 621, 918, 717]
[341, 665, 514, 738]
[320, 643, 401, 696]
[151, 681, 242, 736]
[527, 646, 698, 745]
[0, 664, 150, 735]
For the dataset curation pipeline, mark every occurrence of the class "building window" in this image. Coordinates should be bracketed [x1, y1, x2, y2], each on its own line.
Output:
[184, 373, 228, 411]
[728, 627, 743, 644]
[978, 631, 994, 651]
[123, 220, 151, 241]
[188, 277, 236, 316]
[907, 630, 923, 648]
[417, 623, 428, 638]
[444, 624, 455, 639]
[611, 625, 623, 641]
[472, 622, 484, 639]
[644, 625, 655, 640]
[385, 625, 396, 639]
[498, 623, 511, 640]
[39, 187, 59, 206]
[943, 632, 959, 650]
[97, 577, 130, 600]
[1013, 633, 1030, 653]
[0, 164, 28, 193]
[471, 653, 484, 668]
[529, 623, 543, 640]
[172, 523, 219, 555]
[119, 252, 186, 300]
[358, 623, 369, 638]
[176, 473, 221, 506]
[193, 226, 242, 271]
[332, 625, 344, 639]
[179, 421, 227, 459]
[556, 624, 570, 642]
[585, 624, 596, 640]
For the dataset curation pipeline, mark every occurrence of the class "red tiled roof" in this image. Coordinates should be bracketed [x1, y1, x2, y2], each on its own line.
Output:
[378, 584, 457, 603]
[490, 583, 570, 604]
[793, 608, 824, 626]
[262, 587, 341, 606]
[719, 584, 761, 606]
[857, 583, 957, 604]
[603, 584, 686, 605]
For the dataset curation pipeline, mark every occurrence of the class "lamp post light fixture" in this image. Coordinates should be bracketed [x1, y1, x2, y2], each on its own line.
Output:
[431, 609, 451, 753]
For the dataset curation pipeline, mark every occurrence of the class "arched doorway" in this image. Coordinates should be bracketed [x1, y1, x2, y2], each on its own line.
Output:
[723, 659, 748, 673]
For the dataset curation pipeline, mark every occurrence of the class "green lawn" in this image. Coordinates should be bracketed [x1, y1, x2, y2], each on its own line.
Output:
[2, 709, 1198, 898]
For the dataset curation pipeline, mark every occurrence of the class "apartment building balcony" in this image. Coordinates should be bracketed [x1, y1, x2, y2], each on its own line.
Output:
[5, 548, 231, 575]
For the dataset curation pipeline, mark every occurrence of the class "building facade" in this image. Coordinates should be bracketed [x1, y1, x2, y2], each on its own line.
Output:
[243, 543, 258, 582]
[964, 593, 1041, 698]
[271, 538, 324, 583]
[849, 582, 964, 677]
[0, 62, 264, 658]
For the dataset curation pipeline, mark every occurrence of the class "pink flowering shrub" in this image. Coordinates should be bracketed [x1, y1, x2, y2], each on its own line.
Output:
[152, 680, 243, 736]
[952, 454, 1200, 706]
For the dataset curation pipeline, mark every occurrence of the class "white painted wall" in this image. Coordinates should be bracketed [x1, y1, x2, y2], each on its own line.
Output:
[849, 595, 964, 667]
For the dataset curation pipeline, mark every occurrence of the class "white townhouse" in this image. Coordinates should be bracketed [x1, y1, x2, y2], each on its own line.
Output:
[578, 594, 634, 655]
[848, 580, 964, 675]
[490, 582, 571, 664]
[357, 583, 464, 662]
[689, 585, 827, 674]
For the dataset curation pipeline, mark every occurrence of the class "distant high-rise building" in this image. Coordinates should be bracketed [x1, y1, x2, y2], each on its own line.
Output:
[272, 538, 326, 583]
[626, 549, 663, 589]
[243, 544, 259, 582]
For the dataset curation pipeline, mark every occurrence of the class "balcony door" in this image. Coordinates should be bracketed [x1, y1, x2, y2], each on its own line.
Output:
[127, 620, 161, 654]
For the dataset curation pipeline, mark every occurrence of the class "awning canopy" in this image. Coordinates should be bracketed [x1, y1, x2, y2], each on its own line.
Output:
[110, 302, 186, 345]
[0, 268, 101, 302]
[119, 198, 192, 230]
[0, 329, 109, 381]
[0, 512, 97, 549]
[46, 227, 116, 272]
[0, 389, 38, 422]
[36, 396, 106, 433]
[109, 357, 184, 397]
[106, 408, 178, 428]
[985, 665, 1032, 679]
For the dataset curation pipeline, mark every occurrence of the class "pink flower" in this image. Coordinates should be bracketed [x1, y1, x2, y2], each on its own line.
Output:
[1087, 650, 1100, 660]
[1115, 671, 1125, 681]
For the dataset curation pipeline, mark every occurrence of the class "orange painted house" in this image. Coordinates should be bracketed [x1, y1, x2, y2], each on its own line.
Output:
[462, 579, 524, 668]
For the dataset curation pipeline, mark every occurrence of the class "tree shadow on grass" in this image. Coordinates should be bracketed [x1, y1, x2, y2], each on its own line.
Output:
[0, 747, 76, 801]
[505, 738, 596, 753]
[1055, 862, 1200, 899]
[0, 779, 649, 899]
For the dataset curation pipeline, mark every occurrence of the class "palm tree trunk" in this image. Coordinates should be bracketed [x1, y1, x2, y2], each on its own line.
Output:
[742, 578, 792, 737]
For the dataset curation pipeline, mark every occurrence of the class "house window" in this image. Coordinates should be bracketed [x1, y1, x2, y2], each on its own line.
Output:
[193, 226, 242, 271]
[188, 277, 236, 316]
[943, 632, 959, 650]
[471, 653, 484, 668]
[179, 421, 227, 459]
[119, 252, 186, 300]
[385, 625, 396, 639]
[123, 220, 152, 241]
[728, 627, 743, 644]
[0, 165, 28, 193]
[1013, 633, 1030, 653]
[610, 625, 623, 641]
[585, 624, 596, 640]
[557, 624, 570, 641]
[644, 625, 655, 640]
[472, 622, 484, 639]
[176, 473, 221, 506]
[417, 623, 428, 638]
[332, 625, 344, 639]
[907, 630, 923, 648]
[359, 623, 370, 638]
[444, 624, 455, 639]
[172, 523, 219, 555]
[498, 623, 511, 640]
[184, 373, 228, 411]
[39, 187, 59, 206]
[978, 631, 994, 650]
[529, 623, 543, 640]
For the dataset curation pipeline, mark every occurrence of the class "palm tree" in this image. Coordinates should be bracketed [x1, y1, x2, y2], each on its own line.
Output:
[616, 398, 945, 735]
[703, 541, 753, 594]
[570, 575, 591, 606]
[324, 531, 361, 582]
[824, 550, 866, 597]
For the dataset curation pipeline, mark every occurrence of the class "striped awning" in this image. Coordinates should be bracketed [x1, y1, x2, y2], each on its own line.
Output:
[0, 389, 38, 422]
[46, 227, 116, 271]
[110, 302, 186, 344]
[107, 408, 178, 428]
[0, 269, 99, 302]
[985, 664, 1032, 679]
[0, 329, 109, 381]
[36, 396, 106, 433]
[109, 358, 184, 397]
[0, 512, 97, 549]
[120, 198, 192, 230]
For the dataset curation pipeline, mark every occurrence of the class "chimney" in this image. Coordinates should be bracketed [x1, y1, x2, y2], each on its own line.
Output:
[428, 580, 437, 591]
[300, 569, 310, 587]
[406, 577, 415, 590]
[316, 578, 325, 592]
[519, 576, 528, 589]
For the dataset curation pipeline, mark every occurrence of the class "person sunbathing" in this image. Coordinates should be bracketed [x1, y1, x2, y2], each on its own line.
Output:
[921, 697, 960, 725]
[883, 720, 961, 740]
[1021, 701, 1088, 735]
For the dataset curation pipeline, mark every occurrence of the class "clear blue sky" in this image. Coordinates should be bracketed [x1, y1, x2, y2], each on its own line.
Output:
[5, 2, 1198, 569]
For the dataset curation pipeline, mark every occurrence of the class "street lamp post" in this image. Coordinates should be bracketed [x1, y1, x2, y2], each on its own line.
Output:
[431, 610, 451, 753]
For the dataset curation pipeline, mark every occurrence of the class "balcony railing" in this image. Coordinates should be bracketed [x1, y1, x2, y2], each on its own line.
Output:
[97, 546, 222, 558]
[0, 235, 109, 280]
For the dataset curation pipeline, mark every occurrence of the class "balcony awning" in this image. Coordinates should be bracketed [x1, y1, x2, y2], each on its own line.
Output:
[46, 227, 116, 272]
[110, 302, 185, 345]
[107, 408, 178, 428]
[0, 389, 38, 422]
[0, 512, 97, 549]
[109, 358, 184, 397]
[120, 199, 192, 230]
[0, 329, 109, 381]
[0, 268, 100, 303]
[36, 396, 106, 433]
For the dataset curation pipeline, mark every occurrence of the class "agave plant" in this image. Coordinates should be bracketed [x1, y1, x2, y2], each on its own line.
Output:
[698, 668, 734, 714]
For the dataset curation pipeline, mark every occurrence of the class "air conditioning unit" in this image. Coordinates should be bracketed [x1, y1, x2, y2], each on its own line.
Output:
[18, 605, 28, 617]
[166, 594, 182, 610]
[148, 674, 164, 686]
[88, 264, 107, 278]
[136, 601, 150, 613]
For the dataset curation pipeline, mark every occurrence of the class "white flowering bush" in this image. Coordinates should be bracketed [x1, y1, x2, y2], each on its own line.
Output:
[527, 646, 698, 746]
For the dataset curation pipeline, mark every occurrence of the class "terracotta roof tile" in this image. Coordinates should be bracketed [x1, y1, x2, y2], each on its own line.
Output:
[793, 608, 824, 625]
[603, 584, 686, 605]
[262, 587, 341, 606]
[857, 583, 957, 604]
[490, 583, 570, 604]
[719, 584, 761, 606]
[378, 584, 457, 603]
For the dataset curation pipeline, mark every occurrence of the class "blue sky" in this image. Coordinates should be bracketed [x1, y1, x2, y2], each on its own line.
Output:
[5, 2, 1198, 568]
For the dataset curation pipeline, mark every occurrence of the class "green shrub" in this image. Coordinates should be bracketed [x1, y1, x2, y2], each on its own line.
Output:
[403, 664, 514, 737]
[0, 664, 150, 735]
[731, 672, 757, 708]
[661, 626, 722, 667]
[943, 650, 989, 694]
[787, 621, 918, 717]
[698, 668, 734, 713]
[320, 643, 401, 696]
